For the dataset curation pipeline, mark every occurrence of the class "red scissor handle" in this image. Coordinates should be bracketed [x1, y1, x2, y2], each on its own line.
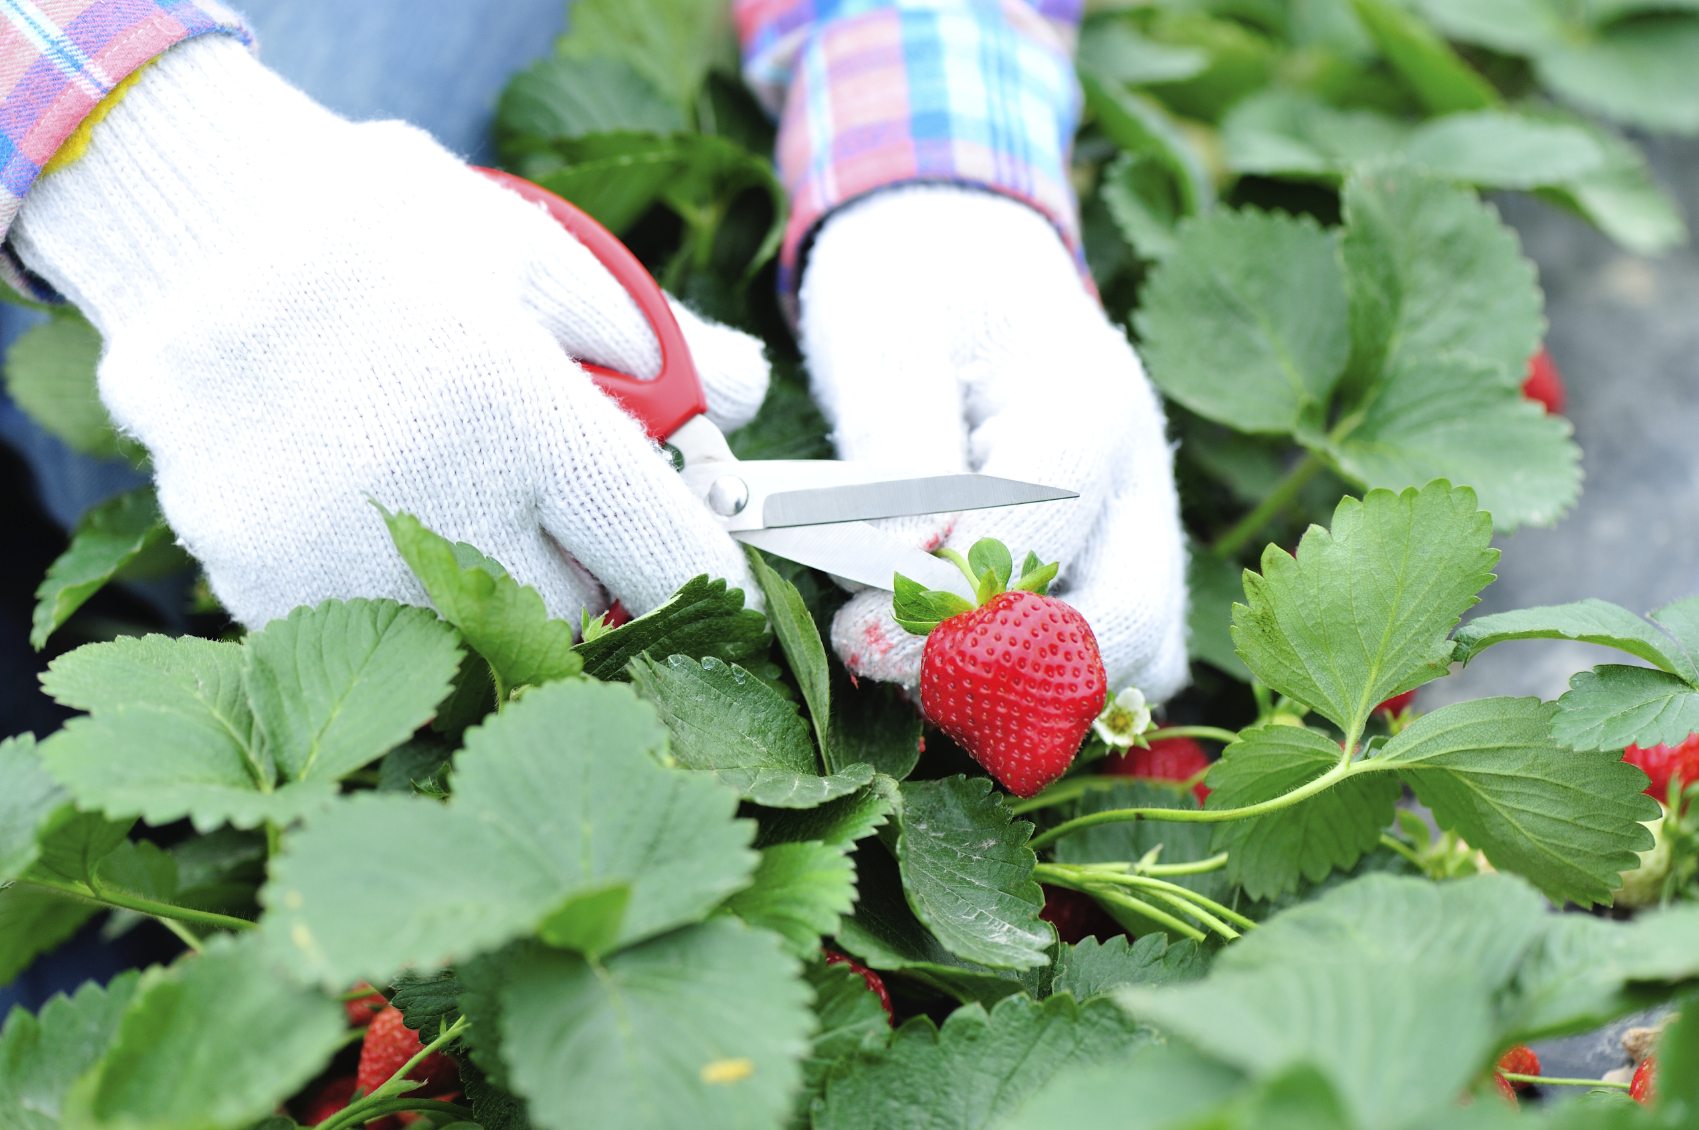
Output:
[473, 166, 706, 444]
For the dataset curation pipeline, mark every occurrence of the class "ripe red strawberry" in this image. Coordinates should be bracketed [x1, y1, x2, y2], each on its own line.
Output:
[1039, 884, 1124, 944]
[356, 1006, 459, 1101]
[1624, 733, 1699, 803]
[1496, 1044, 1540, 1088]
[896, 541, 1106, 798]
[1522, 348, 1566, 414]
[1375, 690, 1417, 719]
[1631, 1056, 1656, 1104]
[823, 950, 894, 1022]
[300, 1074, 356, 1123]
[1493, 1072, 1518, 1106]
[1103, 736, 1211, 803]
[343, 982, 386, 1027]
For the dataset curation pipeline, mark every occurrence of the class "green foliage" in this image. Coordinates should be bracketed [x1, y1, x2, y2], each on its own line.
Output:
[893, 777, 1051, 970]
[1050, 934, 1208, 1002]
[814, 994, 1148, 1130]
[261, 679, 756, 987]
[725, 839, 857, 956]
[573, 574, 768, 681]
[32, 488, 173, 650]
[0, 971, 140, 1130]
[2, 309, 136, 462]
[493, 922, 811, 1130]
[383, 509, 583, 692]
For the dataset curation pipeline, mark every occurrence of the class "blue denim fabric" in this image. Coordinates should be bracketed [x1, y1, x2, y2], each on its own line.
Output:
[0, 0, 569, 1010]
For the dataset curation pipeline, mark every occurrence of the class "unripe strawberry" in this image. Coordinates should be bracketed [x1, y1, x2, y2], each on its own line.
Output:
[1616, 808, 1674, 909]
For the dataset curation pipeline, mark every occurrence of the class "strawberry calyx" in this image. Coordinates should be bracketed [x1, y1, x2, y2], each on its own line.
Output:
[893, 538, 1059, 635]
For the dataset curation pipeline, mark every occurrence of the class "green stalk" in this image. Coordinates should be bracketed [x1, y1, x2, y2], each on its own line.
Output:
[1500, 1073, 1630, 1091]
[1029, 757, 1361, 851]
[19, 876, 255, 933]
[1088, 886, 1207, 943]
[1138, 852, 1231, 877]
[1145, 725, 1240, 745]
[1209, 450, 1326, 558]
[1127, 882, 1240, 940]
[1378, 832, 1425, 869]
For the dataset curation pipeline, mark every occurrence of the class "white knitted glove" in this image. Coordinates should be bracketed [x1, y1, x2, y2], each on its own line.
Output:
[800, 186, 1189, 703]
[12, 37, 770, 629]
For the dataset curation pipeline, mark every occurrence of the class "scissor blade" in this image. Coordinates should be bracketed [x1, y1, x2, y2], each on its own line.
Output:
[760, 475, 1077, 529]
[737, 524, 972, 597]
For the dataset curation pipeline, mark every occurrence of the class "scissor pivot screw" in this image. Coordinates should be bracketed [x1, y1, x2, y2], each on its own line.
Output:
[708, 476, 750, 517]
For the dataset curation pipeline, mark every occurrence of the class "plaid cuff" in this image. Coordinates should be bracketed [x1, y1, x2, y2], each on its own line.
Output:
[0, 0, 253, 298]
[736, 1, 1085, 302]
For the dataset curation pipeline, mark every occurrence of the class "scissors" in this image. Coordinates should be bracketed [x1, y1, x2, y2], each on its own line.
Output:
[476, 167, 1076, 598]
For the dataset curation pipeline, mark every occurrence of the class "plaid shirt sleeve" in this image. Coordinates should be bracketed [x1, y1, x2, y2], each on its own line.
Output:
[733, 0, 1085, 298]
[0, 0, 252, 295]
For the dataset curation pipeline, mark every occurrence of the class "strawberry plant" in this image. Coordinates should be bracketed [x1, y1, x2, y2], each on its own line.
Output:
[9, 1, 1699, 1128]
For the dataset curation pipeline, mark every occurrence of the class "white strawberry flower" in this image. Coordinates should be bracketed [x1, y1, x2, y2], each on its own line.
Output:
[1093, 686, 1151, 749]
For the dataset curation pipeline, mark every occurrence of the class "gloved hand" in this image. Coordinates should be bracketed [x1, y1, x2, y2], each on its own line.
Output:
[13, 37, 770, 629]
[798, 186, 1189, 703]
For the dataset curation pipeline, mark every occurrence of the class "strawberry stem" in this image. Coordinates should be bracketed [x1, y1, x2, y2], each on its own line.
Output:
[316, 1015, 470, 1130]
[1500, 1073, 1630, 1091]
[17, 875, 256, 934]
[936, 547, 981, 591]
[1209, 450, 1326, 558]
[1084, 885, 1207, 942]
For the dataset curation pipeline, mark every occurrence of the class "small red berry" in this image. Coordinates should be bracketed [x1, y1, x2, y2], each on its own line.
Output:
[356, 1006, 459, 1101]
[823, 950, 894, 1023]
[919, 590, 1107, 797]
[1624, 733, 1699, 803]
[1522, 348, 1566, 414]
[1493, 1072, 1518, 1106]
[1039, 885, 1124, 945]
[1631, 1056, 1656, 1104]
[1104, 736, 1211, 803]
[1375, 690, 1417, 719]
[300, 1074, 356, 1122]
[343, 982, 386, 1027]
[1496, 1044, 1539, 1088]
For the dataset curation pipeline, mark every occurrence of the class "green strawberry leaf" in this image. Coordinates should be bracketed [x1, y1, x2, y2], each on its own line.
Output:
[1135, 208, 1348, 435]
[629, 654, 872, 806]
[31, 487, 173, 650]
[1347, 0, 1499, 113]
[38, 636, 317, 832]
[536, 881, 631, 958]
[1230, 482, 1497, 736]
[494, 922, 811, 1130]
[748, 548, 835, 767]
[1401, 110, 1608, 190]
[1050, 934, 1208, 1002]
[383, 509, 583, 691]
[1187, 552, 1252, 681]
[724, 839, 858, 956]
[554, 0, 733, 115]
[1340, 170, 1542, 386]
[1536, 14, 1699, 134]
[1098, 151, 1184, 263]
[1326, 354, 1581, 531]
[1553, 665, 1699, 752]
[261, 679, 757, 988]
[61, 936, 342, 1130]
[800, 959, 893, 1108]
[1080, 70, 1213, 216]
[390, 967, 464, 1038]
[1221, 90, 1411, 179]
[1453, 598, 1699, 678]
[0, 970, 142, 1130]
[498, 54, 684, 156]
[1373, 697, 1660, 906]
[1, 309, 138, 462]
[812, 994, 1148, 1130]
[1410, 0, 1572, 55]
[1539, 113, 1687, 255]
[573, 574, 769, 680]
[967, 539, 1014, 593]
[994, 1042, 1248, 1130]
[834, 841, 1043, 1005]
[1122, 958, 1494, 1130]
[1507, 906, 1699, 1037]
[243, 599, 463, 785]
[0, 885, 98, 988]
[1207, 725, 1403, 899]
[829, 672, 922, 781]
[892, 777, 1051, 970]
[0, 734, 66, 882]
[755, 777, 897, 849]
